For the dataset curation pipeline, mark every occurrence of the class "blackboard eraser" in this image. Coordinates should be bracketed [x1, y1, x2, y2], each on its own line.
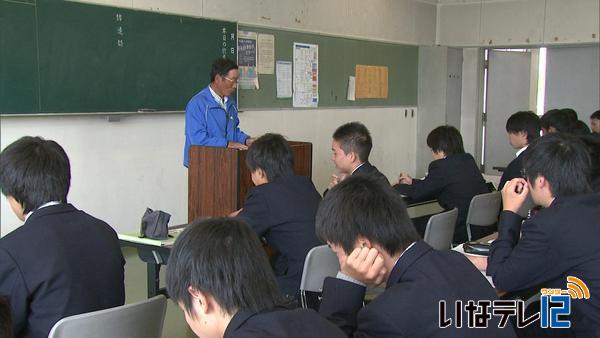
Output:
[137, 108, 157, 112]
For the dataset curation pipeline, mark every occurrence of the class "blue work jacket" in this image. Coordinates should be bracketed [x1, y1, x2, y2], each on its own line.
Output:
[183, 86, 249, 167]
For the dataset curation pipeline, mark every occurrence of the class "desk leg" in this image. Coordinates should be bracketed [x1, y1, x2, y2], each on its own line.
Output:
[147, 262, 161, 298]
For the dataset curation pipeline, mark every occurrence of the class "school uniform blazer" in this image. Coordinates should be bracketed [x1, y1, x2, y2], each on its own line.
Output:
[353, 161, 390, 185]
[224, 306, 346, 337]
[393, 153, 489, 243]
[323, 161, 390, 196]
[238, 175, 322, 296]
[498, 148, 529, 191]
[487, 193, 600, 337]
[0, 204, 125, 338]
[319, 240, 513, 337]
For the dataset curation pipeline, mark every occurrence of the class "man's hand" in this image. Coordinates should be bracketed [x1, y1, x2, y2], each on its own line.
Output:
[227, 141, 248, 150]
[398, 172, 413, 185]
[228, 208, 242, 217]
[338, 247, 387, 287]
[327, 174, 347, 190]
[245, 138, 255, 146]
[501, 178, 529, 213]
[465, 254, 488, 271]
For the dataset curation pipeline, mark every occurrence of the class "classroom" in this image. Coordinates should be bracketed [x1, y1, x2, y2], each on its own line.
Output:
[1, 0, 599, 337]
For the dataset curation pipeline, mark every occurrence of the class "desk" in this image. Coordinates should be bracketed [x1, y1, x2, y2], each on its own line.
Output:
[404, 198, 444, 219]
[118, 226, 184, 298]
[454, 233, 498, 289]
[120, 200, 442, 299]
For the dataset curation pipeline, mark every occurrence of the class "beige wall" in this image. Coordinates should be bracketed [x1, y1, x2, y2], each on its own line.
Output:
[437, 0, 600, 47]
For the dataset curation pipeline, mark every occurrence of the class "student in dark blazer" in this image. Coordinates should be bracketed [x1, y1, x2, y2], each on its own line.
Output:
[166, 218, 345, 338]
[315, 176, 513, 337]
[324, 122, 389, 195]
[0, 136, 125, 338]
[230, 133, 321, 297]
[482, 134, 600, 337]
[394, 126, 489, 243]
[498, 111, 541, 190]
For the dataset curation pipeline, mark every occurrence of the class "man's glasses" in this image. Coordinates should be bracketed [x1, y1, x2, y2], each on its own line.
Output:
[222, 76, 238, 84]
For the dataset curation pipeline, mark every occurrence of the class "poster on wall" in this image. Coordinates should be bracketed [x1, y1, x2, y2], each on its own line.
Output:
[237, 31, 259, 89]
[258, 33, 275, 74]
[293, 42, 318, 107]
[276, 60, 292, 98]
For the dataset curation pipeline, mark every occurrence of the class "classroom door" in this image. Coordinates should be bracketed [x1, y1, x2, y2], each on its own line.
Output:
[483, 50, 531, 176]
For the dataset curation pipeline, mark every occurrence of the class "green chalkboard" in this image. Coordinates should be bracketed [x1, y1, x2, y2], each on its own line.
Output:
[237, 25, 418, 109]
[0, 0, 236, 114]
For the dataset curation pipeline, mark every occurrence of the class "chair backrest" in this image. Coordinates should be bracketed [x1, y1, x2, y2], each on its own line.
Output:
[300, 245, 340, 293]
[466, 191, 502, 226]
[48, 295, 167, 338]
[423, 208, 458, 250]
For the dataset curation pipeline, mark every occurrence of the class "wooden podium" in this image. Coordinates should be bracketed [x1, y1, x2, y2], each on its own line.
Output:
[188, 141, 312, 222]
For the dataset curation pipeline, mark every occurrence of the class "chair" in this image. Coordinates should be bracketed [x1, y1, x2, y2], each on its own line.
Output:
[465, 191, 502, 241]
[423, 208, 458, 250]
[299, 245, 340, 309]
[48, 295, 167, 338]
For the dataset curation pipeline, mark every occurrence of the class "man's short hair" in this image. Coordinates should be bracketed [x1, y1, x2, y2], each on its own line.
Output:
[540, 109, 575, 133]
[591, 110, 600, 120]
[166, 218, 282, 317]
[315, 175, 419, 256]
[426, 125, 465, 156]
[523, 134, 591, 197]
[246, 133, 294, 182]
[505, 111, 541, 143]
[332, 122, 373, 162]
[0, 136, 71, 214]
[210, 58, 238, 82]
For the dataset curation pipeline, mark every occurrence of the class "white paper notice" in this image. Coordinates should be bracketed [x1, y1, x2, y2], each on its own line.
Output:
[258, 34, 275, 74]
[347, 76, 356, 101]
[276, 61, 292, 98]
[293, 42, 318, 108]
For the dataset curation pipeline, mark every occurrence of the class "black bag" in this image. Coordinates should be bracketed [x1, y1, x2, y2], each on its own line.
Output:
[140, 208, 171, 240]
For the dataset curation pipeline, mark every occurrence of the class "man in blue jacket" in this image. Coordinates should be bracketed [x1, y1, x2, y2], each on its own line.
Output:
[183, 58, 253, 167]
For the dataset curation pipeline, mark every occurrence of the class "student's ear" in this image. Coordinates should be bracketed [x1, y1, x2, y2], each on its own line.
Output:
[356, 236, 373, 249]
[348, 151, 358, 162]
[257, 168, 267, 179]
[188, 287, 214, 315]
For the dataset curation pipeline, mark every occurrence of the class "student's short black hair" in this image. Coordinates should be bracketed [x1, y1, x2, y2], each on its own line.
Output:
[591, 110, 600, 120]
[571, 120, 591, 135]
[332, 122, 373, 162]
[0, 136, 71, 214]
[540, 109, 575, 133]
[210, 58, 238, 82]
[578, 134, 600, 190]
[561, 108, 578, 122]
[426, 125, 465, 156]
[0, 296, 11, 338]
[523, 134, 591, 197]
[315, 175, 419, 256]
[505, 111, 541, 143]
[166, 218, 282, 317]
[246, 133, 294, 182]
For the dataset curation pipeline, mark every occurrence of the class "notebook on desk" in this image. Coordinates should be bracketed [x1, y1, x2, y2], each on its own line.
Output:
[118, 224, 186, 247]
